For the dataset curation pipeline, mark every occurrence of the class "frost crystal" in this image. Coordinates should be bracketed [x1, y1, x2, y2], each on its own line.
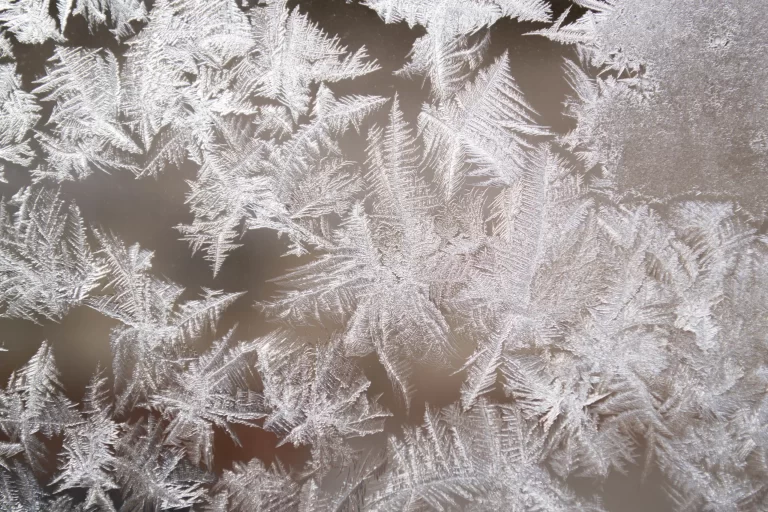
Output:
[0, 0, 767, 510]
[0, 186, 97, 321]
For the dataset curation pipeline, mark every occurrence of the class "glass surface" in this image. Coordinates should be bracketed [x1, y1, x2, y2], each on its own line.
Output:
[0, 1, 765, 510]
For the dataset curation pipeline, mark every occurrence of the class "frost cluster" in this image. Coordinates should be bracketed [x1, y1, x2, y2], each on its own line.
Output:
[0, 0, 767, 510]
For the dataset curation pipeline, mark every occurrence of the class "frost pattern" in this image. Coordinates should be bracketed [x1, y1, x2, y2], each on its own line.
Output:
[0, 62, 39, 182]
[0, 0, 767, 511]
[0, 186, 97, 321]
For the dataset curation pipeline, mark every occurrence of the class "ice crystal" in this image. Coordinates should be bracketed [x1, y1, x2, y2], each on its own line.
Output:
[0, 186, 97, 321]
[0, 0, 767, 510]
[0, 63, 39, 182]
